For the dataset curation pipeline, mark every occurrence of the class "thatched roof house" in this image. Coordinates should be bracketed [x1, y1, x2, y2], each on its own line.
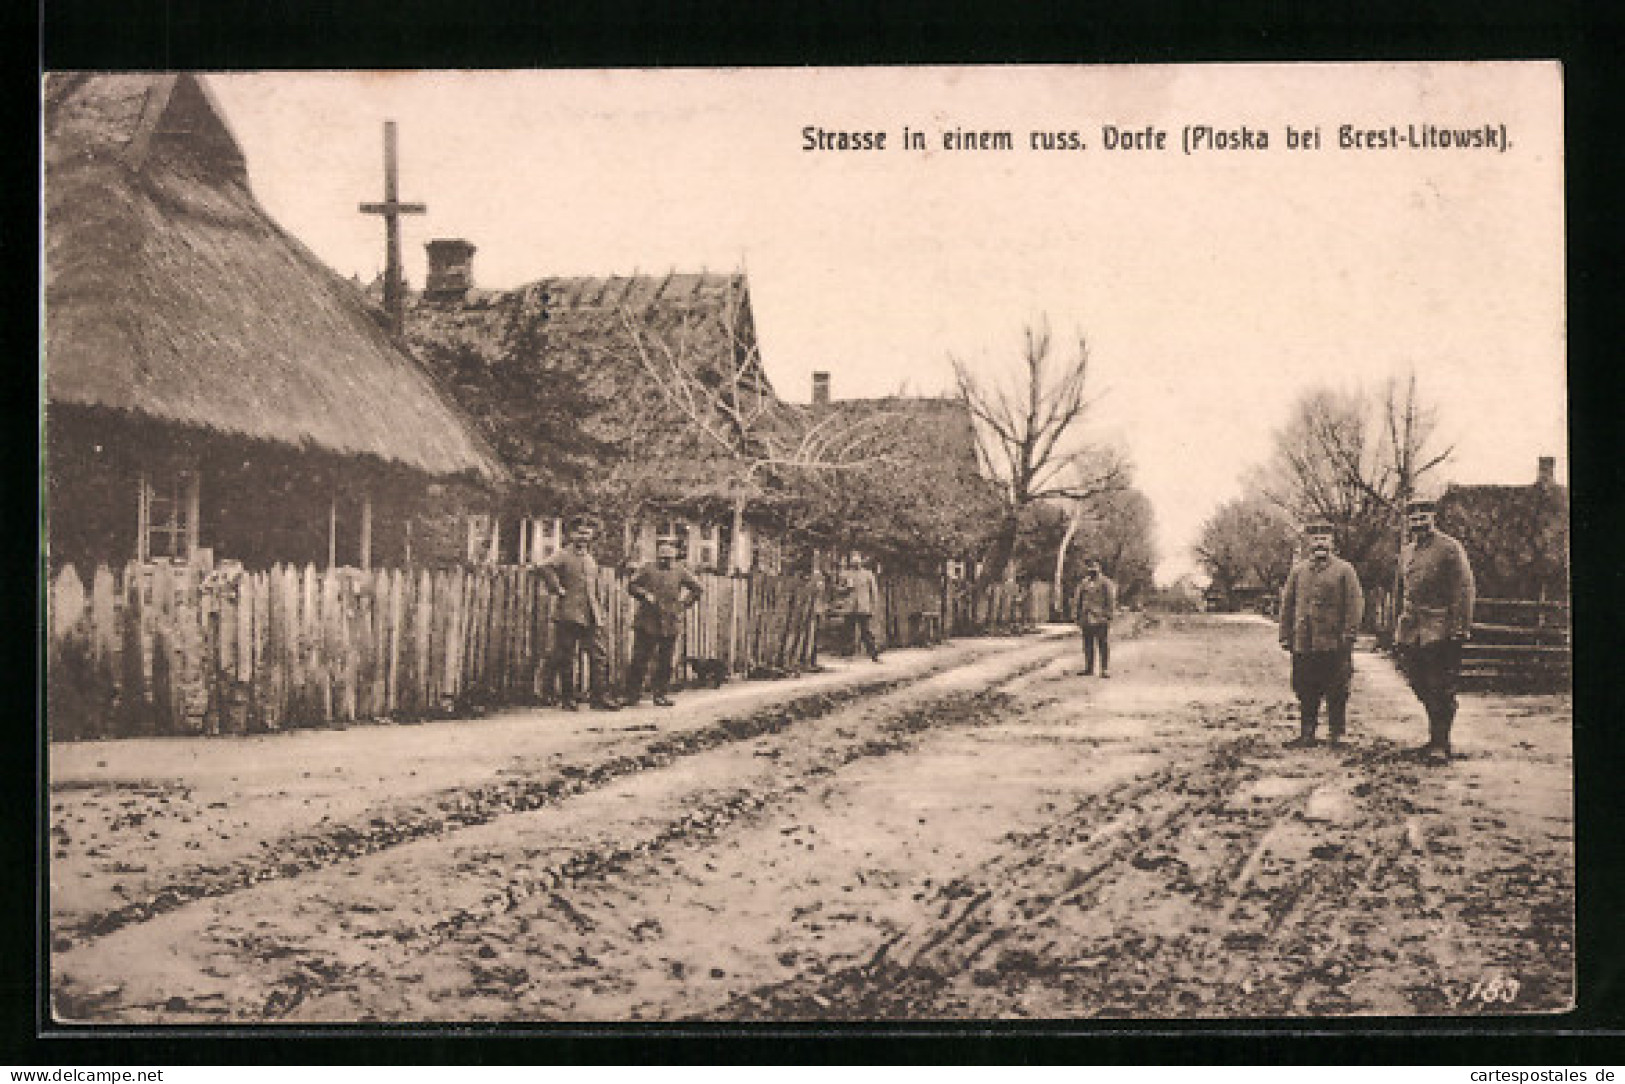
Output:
[44, 74, 502, 573]
[405, 257, 781, 569]
[1438, 456, 1569, 601]
[798, 378, 998, 571]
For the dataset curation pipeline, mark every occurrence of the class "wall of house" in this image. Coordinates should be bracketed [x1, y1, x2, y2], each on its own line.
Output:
[46, 407, 495, 577]
[1438, 484, 1570, 601]
[45, 408, 141, 576]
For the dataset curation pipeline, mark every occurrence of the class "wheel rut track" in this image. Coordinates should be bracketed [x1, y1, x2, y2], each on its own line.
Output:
[711, 723, 1557, 1020]
[56, 657, 1000, 949]
[63, 650, 1063, 1022]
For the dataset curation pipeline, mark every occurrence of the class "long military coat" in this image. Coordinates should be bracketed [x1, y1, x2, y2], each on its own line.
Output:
[1396, 529, 1476, 645]
[1278, 554, 1363, 654]
[541, 548, 605, 627]
[1072, 574, 1118, 627]
[628, 562, 703, 638]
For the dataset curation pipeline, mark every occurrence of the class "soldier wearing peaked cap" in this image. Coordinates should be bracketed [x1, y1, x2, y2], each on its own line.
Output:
[624, 535, 703, 708]
[1072, 558, 1118, 678]
[1395, 497, 1476, 764]
[541, 514, 619, 711]
[1278, 521, 1364, 747]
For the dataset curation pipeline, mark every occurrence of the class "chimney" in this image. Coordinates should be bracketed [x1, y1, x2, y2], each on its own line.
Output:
[812, 371, 831, 405]
[1537, 456, 1556, 487]
[424, 238, 476, 301]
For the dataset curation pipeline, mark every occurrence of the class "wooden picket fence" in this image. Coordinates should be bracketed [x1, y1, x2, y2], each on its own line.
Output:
[1367, 588, 1570, 690]
[46, 561, 837, 741]
[945, 580, 1035, 636]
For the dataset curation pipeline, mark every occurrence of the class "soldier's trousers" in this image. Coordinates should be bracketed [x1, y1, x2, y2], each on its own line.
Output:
[846, 613, 879, 659]
[1080, 622, 1111, 672]
[1290, 649, 1353, 737]
[1399, 640, 1461, 747]
[625, 631, 677, 701]
[551, 620, 609, 703]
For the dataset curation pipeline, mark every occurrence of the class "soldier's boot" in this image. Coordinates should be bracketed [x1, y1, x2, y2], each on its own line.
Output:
[1284, 701, 1319, 748]
[1326, 698, 1347, 746]
[1425, 703, 1455, 764]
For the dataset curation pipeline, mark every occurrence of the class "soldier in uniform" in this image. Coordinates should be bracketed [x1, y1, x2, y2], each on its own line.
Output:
[1072, 557, 1118, 678]
[624, 535, 703, 707]
[540, 515, 619, 711]
[837, 554, 883, 662]
[1395, 497, 1476, 764]
[1278, 522, 1364, 747]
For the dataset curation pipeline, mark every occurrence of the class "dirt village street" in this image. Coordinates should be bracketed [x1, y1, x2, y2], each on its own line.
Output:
[48, 614, 1573, 1023]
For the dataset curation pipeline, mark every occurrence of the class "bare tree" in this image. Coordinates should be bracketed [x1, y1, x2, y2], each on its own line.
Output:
[954, 319, 1128, 585]
[1194, 495, 1298, 602]
[614, 277, 897, 571]
[1051, 486, 1156, 611]
[1251, 371, 1453, 597]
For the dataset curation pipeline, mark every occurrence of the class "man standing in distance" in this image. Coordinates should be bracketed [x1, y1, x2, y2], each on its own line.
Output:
[838, 554, 883, 662]
[1395, 497, 1476, 764]
[1278, 522, 1363, 747]
[541, 515, 619, 711]
[624, 535, 703, 707]
[1072, 558, 1118, 678]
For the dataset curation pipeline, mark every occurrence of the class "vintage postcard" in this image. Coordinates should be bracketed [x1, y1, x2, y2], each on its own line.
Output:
[42, 64, 1568, 1023]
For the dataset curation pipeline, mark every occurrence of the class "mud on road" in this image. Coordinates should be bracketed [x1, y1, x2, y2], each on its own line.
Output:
[49, 616, 1573, 1022]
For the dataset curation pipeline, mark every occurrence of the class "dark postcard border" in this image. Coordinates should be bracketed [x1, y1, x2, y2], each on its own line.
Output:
[25, 0, 1625, 1066]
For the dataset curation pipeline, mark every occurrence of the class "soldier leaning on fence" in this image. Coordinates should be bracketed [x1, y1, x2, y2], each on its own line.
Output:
[624, 535, 702, 708]
[1072, 558, 1118, 678]
[1278, 522, 1363, 748]
[837, 555, 883, 662]
[1396, 497, 1476, 764]
[540, 515, 619, 712]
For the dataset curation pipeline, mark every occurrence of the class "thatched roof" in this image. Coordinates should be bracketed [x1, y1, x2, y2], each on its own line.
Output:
[1439, 466, 1568, 600]
[406, 269, 773, 509]
[807, 394, 982, 475]
[43, 73, 503, 483]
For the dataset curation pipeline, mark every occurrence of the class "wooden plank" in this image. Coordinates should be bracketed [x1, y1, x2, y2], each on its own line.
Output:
[319, 567, 340, 723]
[252, 571, 270, 731]
[414, 568, 433, 714]
[429, 569, 449, 711]
[1462, 644, 1573, 657]
[385, 568, 402, 714]
[1471, 620, 1571, 637]
[256, 569, 280, 731]
[1474, 597, 1570, 611]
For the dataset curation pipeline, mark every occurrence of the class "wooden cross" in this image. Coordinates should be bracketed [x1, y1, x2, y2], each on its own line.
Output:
[358, 120, 426, 333]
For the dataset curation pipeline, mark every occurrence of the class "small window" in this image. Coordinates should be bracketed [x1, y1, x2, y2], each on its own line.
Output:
[137, 470, 199, 563]
[522, 516, 562, 564]
[692, 523, 719, 570]
[466, 514, 500, 565]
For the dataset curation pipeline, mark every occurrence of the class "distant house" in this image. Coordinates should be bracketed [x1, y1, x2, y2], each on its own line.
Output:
[1437, 456, 1569, 601]
[404, 243, 779, 572]
[44, 74, 504, 576]
[798, 372, 997, 575]
[1204, 570, 1275, 615]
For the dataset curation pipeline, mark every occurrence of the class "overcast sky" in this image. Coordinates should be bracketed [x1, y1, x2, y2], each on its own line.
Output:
[208, 65, 1565, 581]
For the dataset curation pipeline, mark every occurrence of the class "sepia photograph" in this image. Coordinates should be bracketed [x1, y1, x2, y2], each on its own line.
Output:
[41, 63, 1570, 1025]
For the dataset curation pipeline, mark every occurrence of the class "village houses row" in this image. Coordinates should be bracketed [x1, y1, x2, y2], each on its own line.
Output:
[45, 73, 985, 582]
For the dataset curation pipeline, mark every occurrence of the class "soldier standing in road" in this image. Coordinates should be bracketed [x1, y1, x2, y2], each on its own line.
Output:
[541, 515, 620, 711]
[1395, 497, 1476, 764]
[1072, 558, 1118, 677]
[838, 554, 883, 662]
[1278, 522, 1364, 747]
[624, 535, 703, 707]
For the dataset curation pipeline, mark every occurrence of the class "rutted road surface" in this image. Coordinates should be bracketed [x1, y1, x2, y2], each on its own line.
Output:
[49, 615, 1573, 1022]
